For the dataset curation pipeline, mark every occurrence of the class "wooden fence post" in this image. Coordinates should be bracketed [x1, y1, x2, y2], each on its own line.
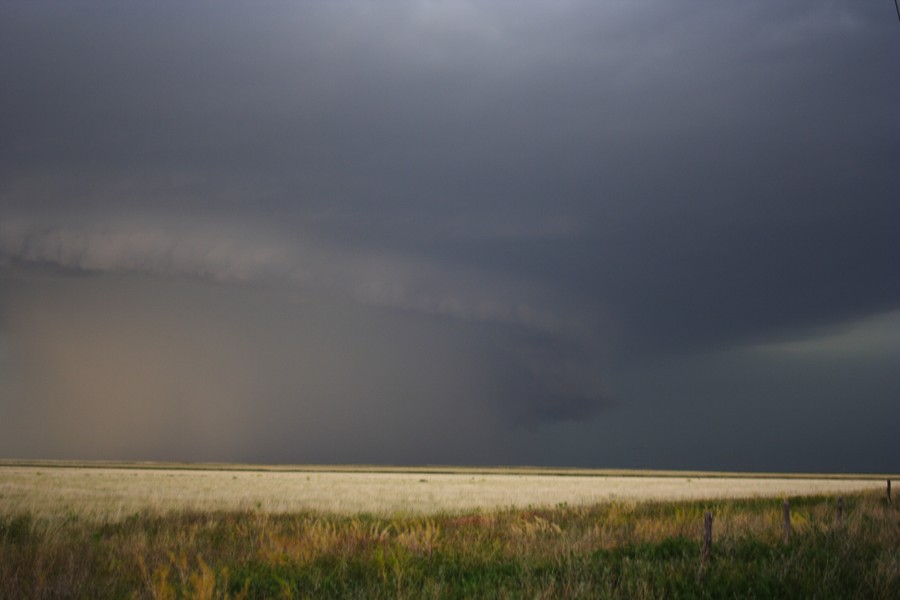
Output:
[702, 512, 712, 564]
[698, 511, 713, 578]
[888, 480, 892, 504]
[836, 496, 843, 527]
[782, 500, 791, 544]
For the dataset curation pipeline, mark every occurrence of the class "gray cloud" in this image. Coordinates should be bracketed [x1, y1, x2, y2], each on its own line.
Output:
[0, 1, 897, 469]
[0, 219, 292, 284]
[0, 216, 608, 435]
[0, 217, 579, 337]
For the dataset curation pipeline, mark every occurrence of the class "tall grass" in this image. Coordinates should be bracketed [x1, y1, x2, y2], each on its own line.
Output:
[1, 491, 897, 598]
[0, 466, 886, 519]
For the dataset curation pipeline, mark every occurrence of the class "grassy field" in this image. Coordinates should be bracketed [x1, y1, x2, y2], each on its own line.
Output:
[1, 463, 897, 598]
[0, 463, 890, 520]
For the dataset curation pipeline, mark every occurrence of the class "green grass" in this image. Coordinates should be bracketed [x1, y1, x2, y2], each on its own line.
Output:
[1, 492, 897, 598]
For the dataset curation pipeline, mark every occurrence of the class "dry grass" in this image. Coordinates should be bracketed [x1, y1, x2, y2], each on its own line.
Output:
[2, 490, 897, 599]
[0, 464, 888, 522]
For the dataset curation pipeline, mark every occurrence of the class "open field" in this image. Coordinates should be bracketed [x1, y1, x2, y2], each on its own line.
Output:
[1, 489, 897, 598]
[1, 463, 897, 598]
[0, 463, 892, 521]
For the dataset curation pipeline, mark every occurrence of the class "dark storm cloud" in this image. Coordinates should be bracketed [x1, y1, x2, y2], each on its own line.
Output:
[1, 1, 898, 469]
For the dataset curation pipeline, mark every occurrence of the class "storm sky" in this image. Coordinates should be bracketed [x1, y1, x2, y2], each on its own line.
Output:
[1, 1, 898, 472]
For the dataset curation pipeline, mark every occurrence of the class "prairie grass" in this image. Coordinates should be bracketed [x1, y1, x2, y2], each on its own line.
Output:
[0, 467, 897, 599]
[0, 466, 886, 521]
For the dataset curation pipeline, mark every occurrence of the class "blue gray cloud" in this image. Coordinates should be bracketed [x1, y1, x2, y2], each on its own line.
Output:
[1, 1, 897, 470]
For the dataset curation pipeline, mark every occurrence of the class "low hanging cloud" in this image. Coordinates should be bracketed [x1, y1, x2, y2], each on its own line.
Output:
[0, 219, 291, 284]
[0, 217, 610, 435]
[0, 218, 583, 338]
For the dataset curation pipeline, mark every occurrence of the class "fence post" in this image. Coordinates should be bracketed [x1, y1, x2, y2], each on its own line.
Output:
[888, 480, 892, 504]
[836, 496, 843, 527]
[782, 500, 791, 544]
[702, 512, 712, 564]
[698, 511, 713, 578]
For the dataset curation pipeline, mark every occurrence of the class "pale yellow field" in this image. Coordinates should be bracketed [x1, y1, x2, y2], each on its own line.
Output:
[0, 464, 889, 522]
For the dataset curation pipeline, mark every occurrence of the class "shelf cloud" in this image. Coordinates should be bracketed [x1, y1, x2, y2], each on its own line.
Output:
[1, 1, 897, 470]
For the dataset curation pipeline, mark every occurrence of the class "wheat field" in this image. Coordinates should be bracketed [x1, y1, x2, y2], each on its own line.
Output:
[0, 464, 888, 522]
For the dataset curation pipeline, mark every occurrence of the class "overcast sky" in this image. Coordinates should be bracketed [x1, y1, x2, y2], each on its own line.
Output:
[1, 1, 898, 472]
